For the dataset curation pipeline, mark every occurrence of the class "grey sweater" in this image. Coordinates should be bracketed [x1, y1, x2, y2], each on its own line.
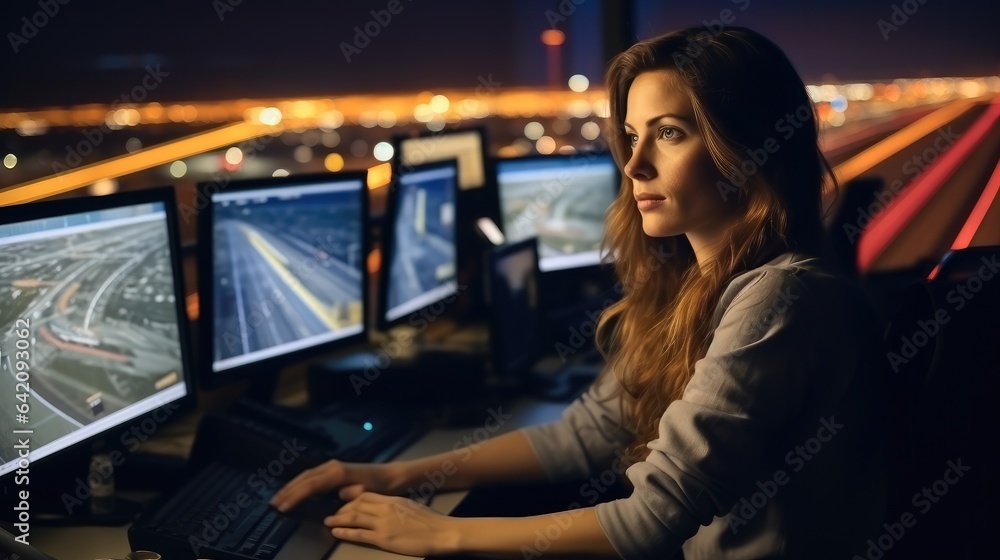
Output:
[521, 250, 888, 559]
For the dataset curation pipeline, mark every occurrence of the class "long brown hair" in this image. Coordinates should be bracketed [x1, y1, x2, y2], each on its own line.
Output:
[596, 27, 836, 461]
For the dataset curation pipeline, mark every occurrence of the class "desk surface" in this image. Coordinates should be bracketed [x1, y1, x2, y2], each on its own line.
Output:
[31, 397, 567, 560]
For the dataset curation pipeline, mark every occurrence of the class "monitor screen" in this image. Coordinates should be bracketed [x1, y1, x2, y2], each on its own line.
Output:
[395, 128, 487, 191]
[496, 153, 619, 272]
[488, 238, 541, 377]
[207, 176, 367, 375]
[382, 162, 459, 326]
[0, 192, 190, 479]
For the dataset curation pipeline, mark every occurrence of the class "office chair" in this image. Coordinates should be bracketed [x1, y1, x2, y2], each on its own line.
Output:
[880, 246, 1000, 558]
[826, 176, 885, 278]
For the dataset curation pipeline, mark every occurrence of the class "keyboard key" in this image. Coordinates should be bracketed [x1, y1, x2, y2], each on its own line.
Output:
[216, 503, 268, 550]
[254, 517, 299, 558]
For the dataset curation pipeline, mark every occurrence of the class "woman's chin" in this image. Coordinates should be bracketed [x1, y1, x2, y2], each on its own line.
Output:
[641, 219, 682, 238]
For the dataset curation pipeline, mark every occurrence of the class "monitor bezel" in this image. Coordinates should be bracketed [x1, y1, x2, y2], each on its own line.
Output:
[196, 170, 370, 389]
[486, 236, 543, 379]
[493, 150, 621, 273]
[0, 186, 197, 481]
[377, 159, 461, 332]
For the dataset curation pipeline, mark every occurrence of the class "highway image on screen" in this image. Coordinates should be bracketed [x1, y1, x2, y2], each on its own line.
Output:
[0, 205, 185, 475]
[212, 183, 364, 371]
[498, 156, 618, 271]
[385, 168, 458, 322]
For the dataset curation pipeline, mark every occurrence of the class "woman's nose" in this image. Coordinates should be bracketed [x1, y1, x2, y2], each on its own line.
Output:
[624, 146, 654, 181]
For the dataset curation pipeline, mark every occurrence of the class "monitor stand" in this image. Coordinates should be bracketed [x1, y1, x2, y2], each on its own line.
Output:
[243, 373, 281, 405]
[307, 324, 487, 406]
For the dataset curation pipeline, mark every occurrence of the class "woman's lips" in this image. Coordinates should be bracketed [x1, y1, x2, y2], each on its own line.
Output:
[635, 193, 666, 211]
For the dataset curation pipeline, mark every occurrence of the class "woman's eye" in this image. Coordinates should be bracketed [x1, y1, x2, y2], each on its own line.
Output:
[626, 133, 638, 147]
[659, 127, 681, 140]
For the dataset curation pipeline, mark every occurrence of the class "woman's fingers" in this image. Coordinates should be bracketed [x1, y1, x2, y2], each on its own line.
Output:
[324, 509, 379, 529]
[271, 462, 347, 512]
[338, 483, 367, 501]
[322, 493, 450, 556]
[330, 526, 378, 546]
[342, 498, 391, 517]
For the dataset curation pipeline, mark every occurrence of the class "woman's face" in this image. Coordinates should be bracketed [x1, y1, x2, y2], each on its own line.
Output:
[623, 70, 738, 244]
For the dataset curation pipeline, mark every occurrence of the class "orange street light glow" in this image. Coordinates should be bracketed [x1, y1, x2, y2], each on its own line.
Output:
[0, 121, 283, 206]
[541, 29, 565, 46]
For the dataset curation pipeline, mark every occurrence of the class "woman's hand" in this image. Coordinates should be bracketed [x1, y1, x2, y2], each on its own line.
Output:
[324, 486, 460, 557]
[270, 460, 404, 513]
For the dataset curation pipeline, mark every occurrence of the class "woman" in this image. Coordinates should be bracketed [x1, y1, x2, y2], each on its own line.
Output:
[271, 26, 888, 558]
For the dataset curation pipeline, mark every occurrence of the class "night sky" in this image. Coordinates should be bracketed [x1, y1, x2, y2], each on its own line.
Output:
[1, 0, 997, 109]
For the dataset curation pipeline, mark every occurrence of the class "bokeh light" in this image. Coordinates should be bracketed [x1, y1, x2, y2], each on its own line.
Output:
[568, 74, 589, 92]
[259, 107, 282, 125]
[524, 121, 544, 140]
[293, 145, 313, 163]
[373, 142, 394, 162]
[225, 147, 243, 165]
[581, 121, 601, 140]
[169, 161, 187, 178]
[536, 135, 556, 154]
[324, 153, 345, 172]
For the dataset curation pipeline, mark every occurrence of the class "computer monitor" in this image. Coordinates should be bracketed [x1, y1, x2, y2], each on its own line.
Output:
[486, 236, 602, 401]
[393, 126, 500, 326]
[378, 160, 460, 329]
[1, 526, 54, 559]
[486, 237, 542, 378]
[0, 187, 195, 481]
[393, 126, 489, 191]
[495, 152, 620, 272]
[197, 172, 369, 388]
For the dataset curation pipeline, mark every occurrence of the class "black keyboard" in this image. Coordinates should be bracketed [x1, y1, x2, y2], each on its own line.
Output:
[129, 403, 426, 560]
[130, 462, 310, 560]
[129, 412, 345, 560]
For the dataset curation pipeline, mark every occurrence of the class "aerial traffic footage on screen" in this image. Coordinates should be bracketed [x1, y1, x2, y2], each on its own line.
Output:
[211, 182, 365, 372]
[385, 168, 458, 322]
[0, 203, 185, 476]
[498, 155, 618, 271]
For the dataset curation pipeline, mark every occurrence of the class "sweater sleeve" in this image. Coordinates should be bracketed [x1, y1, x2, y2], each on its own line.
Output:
[594, 269, 817, 559]
[519, 367, 635, 482]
